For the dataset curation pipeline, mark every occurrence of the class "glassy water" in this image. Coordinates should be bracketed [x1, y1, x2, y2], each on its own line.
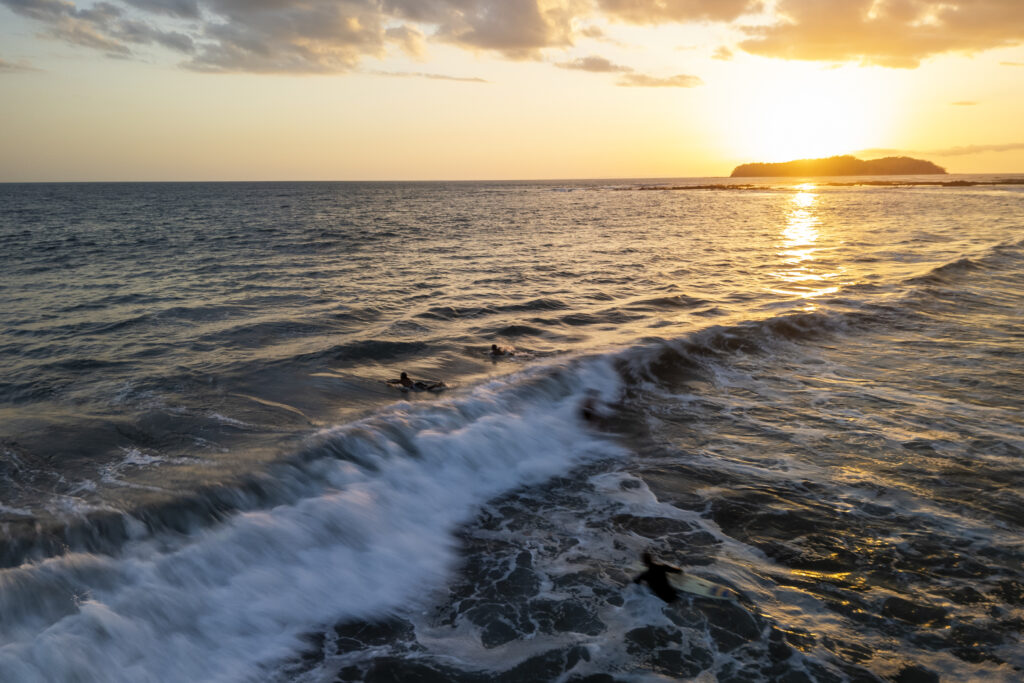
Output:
[0, 178, 1021, 681]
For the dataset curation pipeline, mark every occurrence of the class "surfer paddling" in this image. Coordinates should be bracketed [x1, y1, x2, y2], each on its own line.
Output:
[490, 344, 513, 357]
[388, 371, 447, 392]
[633, 552, 683, 603]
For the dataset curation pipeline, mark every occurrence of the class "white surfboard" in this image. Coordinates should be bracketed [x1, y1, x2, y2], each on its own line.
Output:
[669, 573, 738, 601]
[632, 564, 738, 601]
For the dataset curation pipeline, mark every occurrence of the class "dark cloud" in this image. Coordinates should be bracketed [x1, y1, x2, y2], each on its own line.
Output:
[381, 0, 575, 58]
[1, 0, 194, 56]
[182, 1, 390, 72]
[1, 0, 73, 22]
[740, 0, 1024, 68]
[1, 0, 579, 71]
[116, 18, 194, 52]
[555, 55, 632, 72]
[617, 72, 702, 87]
[5, 0, 1018, 74]
[432, 0, 574, 58]
[122, 0, 198, 19]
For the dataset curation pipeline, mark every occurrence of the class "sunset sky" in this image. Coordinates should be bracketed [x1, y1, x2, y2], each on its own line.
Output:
[1, 0, 1022, 181]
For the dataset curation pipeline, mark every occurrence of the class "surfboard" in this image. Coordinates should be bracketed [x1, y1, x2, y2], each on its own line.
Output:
[385, 379, 448, 393]
[668, 573, 738, 601]
[632, 564, 738, 601]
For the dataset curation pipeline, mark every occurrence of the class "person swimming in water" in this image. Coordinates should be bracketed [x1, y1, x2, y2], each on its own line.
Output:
[633, 552, 682, 603]
[490, 344, 511, 357]
[393, 372, 446, 391]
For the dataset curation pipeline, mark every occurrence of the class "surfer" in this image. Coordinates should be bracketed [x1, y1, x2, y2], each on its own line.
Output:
[580, 389, 607, 425]
[391, 372, 446, 392]
[490, 344, 512, 357]
[633, 552, 682, 603]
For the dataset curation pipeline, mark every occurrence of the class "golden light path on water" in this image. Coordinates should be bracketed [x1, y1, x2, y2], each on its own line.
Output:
[771, 183, 842, 304]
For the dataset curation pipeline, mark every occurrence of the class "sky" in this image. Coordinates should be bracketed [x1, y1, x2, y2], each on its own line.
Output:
[1, 0, 1022, 181]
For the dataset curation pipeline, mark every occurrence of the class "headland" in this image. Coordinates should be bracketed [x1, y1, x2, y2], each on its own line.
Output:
[731, 155, 947, 177]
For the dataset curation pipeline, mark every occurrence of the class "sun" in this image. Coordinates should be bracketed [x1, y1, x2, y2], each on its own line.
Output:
[721, 63, 891, 163]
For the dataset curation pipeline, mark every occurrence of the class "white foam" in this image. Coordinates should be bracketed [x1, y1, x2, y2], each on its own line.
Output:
[0, 504, 33, 517]
[0, 356, 624, 683]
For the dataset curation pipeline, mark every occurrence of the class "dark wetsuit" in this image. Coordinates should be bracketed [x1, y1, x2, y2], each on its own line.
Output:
[634, 560, 682, 603]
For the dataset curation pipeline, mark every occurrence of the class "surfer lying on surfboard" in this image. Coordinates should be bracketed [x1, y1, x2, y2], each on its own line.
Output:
[633, 552, 738, 603]
[386, 372, 447, 392]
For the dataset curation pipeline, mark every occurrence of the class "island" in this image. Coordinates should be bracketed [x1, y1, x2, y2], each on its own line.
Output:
[731, 155, 946, 177]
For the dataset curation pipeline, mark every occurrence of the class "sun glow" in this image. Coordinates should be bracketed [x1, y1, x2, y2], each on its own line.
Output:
[722, 64, 892, 164]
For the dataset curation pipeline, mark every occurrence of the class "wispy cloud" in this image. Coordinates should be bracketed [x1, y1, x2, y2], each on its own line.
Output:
[617, 73, 703, 88]
[927, 142, 1024, 157]
[858, 143, 1024, 158]
[555, 55, 632, 73]
[365, 70, 488, 83]
[951, 100, 978, 106]
[0, 57, 42, 72]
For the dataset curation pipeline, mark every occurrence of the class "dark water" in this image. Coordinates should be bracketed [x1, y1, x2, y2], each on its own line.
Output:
[0, 178, 1022, 682]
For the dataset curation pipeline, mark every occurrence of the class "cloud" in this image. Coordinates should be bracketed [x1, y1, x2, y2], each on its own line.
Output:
[858, 142, 1024, 157]
[1, 0, 195, 56]
[712, 45, 733, 60]
[116, 18, 194, 52]
[1001, 61, 1024, 66]
[596, 0, 760, 24]
[365, 69, 487, 83]
[617, 72, 702, 87]
[739, 0, 1024, 68]
[951, 100, 978, 106]
[0, 0, 580, 71]
[183, 1, 394, 73]
[927, 142, 1024, 156]
[0, 57, 42, 71]
[555, 55, 632, 72]
[7, 0, 1017, 75]
[122, 0, 197, 19]
[385, 24, 425, 58]
[385, 0, 574, 59]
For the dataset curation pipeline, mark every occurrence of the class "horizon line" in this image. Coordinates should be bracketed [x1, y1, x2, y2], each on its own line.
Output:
[4, 170, 1024, 184]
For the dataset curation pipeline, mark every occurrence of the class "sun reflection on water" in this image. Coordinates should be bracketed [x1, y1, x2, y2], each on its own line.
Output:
[771, 185, 842, 301]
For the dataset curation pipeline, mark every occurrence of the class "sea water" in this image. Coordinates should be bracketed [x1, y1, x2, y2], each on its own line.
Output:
[0, 178, 1021, 681]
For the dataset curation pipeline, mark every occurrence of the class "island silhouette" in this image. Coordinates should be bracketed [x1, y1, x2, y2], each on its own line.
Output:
[731, 155, 946, 177]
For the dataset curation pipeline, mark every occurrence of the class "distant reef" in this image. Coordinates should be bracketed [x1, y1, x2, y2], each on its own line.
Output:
[731, 155, 947, 177]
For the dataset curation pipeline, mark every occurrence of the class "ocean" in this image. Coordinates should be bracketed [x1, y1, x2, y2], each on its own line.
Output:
[0, 177, 1021, 682]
